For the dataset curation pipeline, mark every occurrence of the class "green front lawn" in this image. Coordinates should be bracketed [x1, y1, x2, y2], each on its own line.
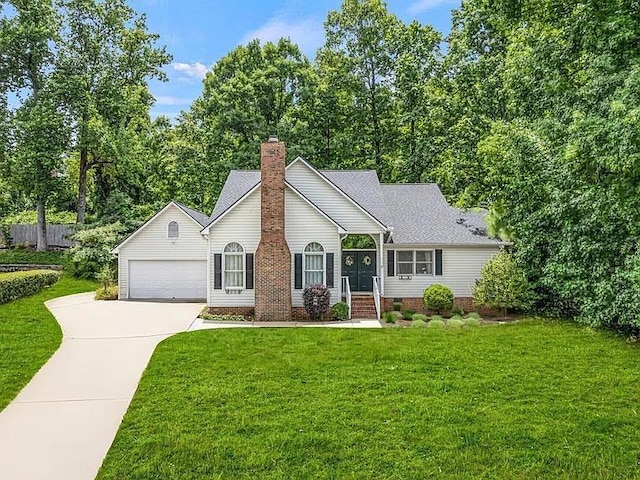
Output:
[98, 320, 640, 480]
[0, 252, 96, 410]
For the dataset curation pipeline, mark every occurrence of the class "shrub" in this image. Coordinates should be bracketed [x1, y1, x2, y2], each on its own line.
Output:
[473, 249, 532, 318]
[451, 305, 464, 316]
[199, 311, 246, 322]
[402, 310, 415, 320]
[0, 270, 61, 304]
[448, 318, 465, 328]
[95, 286, 118, 300]
[392, 302, 402, 311]
[450, 314, 464, 321]
[412, 319, 427, 328]
[465, 312, 481, 319]
[423, 284, 454, 313]
[412, 313, 427, 322]
[69, 222, 125, 278]
[383, 311, 397, 323]
[303, 284, 331, 321]
[428, 319, 446, 328]
[331, 302, 350, 321]
[464, 318, 481, 327]
[430, 314, 444, 322]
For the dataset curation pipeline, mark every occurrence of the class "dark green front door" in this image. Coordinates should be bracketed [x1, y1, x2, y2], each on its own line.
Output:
[342, 251, 376, 292]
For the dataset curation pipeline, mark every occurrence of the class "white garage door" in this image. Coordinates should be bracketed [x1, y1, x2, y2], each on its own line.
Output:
[129, 260, 207, 300]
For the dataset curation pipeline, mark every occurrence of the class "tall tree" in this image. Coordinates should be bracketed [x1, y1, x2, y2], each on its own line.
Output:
[0, 0, 61, 250]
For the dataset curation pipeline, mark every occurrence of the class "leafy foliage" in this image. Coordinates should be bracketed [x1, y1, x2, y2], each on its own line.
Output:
[68, 222, 124, 277]
[302, 284, 331, 321]
[0, 270, 61, 304]
[331, 302, 349, 321]
[473, 250, 531, 317]
[422, 284, 454, 313]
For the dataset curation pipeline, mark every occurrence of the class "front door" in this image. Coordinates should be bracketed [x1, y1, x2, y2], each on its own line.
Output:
[342, 251, 376, 292]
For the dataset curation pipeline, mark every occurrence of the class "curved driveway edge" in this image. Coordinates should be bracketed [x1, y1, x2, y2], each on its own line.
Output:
[0, 293, 203, 480]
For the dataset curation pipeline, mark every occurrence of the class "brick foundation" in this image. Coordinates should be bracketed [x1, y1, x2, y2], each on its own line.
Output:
[382, 296, 498, 316]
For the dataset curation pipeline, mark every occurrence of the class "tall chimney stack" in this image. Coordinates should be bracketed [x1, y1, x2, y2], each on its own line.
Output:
[254, 136, 292, 321]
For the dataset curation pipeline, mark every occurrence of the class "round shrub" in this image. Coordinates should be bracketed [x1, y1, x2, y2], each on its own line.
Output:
[464, 317, 481, 327]
[402, 310, 415, 320]
[429, 314, 444, 322]
[450, 314, 464, 321]
[383, 311, 397, 323]
[448, 318, 464, 328]
[331, 302, 349, 321]
[423, 284, 454, 313]
[412, 319, 427, 328]
[428, 319, 446, 328]
[465, 312, 481, 320]
[412, 313, 427, 322]
[302, 284, 331, 321]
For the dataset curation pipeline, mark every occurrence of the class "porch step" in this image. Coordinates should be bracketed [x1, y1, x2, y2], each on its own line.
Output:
[349, 296, 378, 319]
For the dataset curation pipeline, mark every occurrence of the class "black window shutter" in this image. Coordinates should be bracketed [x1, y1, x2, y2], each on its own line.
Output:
[435, 249, 443, 276]
[245, 253, 254, 289]
[214, 254, 222, 289]
[294, 253, 303, 289]
[326, 253, 334, 288]
[387, 250, 395, 276]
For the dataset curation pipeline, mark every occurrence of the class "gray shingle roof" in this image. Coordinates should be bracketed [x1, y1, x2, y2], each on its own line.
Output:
[206, 164, 504, 246]
[173, 200, 209, 227]
[381, 184, 504, 245]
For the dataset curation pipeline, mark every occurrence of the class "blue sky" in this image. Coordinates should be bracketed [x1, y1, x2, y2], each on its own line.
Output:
[129, 0, 462, 120]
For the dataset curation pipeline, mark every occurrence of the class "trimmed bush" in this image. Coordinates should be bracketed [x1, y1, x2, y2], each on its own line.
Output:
[451, 305, 464, 316]
[430, 314, 444, 322]
[383, 311, 397, 323]
[450, 314, 464, 321]
[465, 312, 481, 319]
[423, 284, 454, 313]
[0, 270, 61, 304]
[95, 286, 119, 300]
[331, 302, 350, 321]
[402, 310, 415, 320]
[412, 313, 427, 322]
[428, 319, 446, 328]
[303, 284, 331, 321]
[448, 318, 465, 328]
[412, 319, 427, 328]
[464, 318, 481, 327]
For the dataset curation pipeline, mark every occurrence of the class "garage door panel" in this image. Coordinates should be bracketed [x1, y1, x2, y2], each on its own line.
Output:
[129, 260, 206, 300]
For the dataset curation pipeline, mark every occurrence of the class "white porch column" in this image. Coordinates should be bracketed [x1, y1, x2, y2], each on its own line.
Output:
[379, 232, 384, 296]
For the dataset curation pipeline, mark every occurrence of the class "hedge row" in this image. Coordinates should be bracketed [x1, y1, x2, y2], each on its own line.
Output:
[0, 269, 62, 305]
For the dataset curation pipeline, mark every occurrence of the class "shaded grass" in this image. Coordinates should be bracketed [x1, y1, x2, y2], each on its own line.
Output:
[0, 272, 96, 410]
[99, 320, 640, 480]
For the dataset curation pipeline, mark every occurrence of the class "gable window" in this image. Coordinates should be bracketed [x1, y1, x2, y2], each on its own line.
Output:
[304, 242, 324, 286]
[396, 250, 435, 276]
[223, 242, 244, 289]
[168, 221, 179, 239]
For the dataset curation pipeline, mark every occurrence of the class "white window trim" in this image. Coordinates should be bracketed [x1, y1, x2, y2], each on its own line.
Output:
[167, 220, 180, 239]
[223, 242, 245, 291]
[303, 242, 326, 287]
[395, 249, 435, 277]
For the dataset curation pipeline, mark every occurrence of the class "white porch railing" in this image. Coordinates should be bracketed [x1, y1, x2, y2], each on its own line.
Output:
[372, 276, 381, 320]
[342, 276, 352, 319]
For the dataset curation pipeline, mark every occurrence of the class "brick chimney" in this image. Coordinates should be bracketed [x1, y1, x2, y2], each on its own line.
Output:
[254, 136, 292, 321]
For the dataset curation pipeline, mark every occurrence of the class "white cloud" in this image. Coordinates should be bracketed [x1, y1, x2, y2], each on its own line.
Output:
[241, 16, 325, 56]
[172, 62, 210, 80]
[155, 95, 193, 106]
[409, 0, 459, 14]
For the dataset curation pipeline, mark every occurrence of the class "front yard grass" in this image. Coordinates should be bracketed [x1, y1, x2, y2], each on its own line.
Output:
[0, 251, 96, 410]
[99, 320, 640, 480]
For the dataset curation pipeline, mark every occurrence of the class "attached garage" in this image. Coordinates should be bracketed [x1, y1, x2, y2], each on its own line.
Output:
[129, 260, 206, 300]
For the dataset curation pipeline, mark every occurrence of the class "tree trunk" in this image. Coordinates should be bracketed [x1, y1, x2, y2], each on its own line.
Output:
[36, 198, 48, 252]
[77, 146, 89, 224]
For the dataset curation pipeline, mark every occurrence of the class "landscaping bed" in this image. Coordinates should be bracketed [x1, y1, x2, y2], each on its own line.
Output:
[99, 320, 640, 479]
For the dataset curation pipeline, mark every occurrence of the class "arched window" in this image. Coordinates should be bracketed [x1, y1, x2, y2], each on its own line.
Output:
[168, 221, 179, 239]
[304, 242, 324, 286]
[223, 242, 244, 288]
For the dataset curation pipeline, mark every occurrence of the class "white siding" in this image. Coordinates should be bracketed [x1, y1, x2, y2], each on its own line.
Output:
[383, 246, 500, 298]
[117, 204, 208, 299]
[286, 161, 384, 234]
[208, 186, 341, 308]
[209, 188, 261, 307]
[285, 188, 341, 307]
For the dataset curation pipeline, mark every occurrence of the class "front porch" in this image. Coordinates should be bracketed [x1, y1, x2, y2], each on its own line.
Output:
[339, 234, 383, 319]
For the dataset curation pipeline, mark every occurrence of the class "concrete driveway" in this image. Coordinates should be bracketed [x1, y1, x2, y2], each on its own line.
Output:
[0, 293, 203, 480]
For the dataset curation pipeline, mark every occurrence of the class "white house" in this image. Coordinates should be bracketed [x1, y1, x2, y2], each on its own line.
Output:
[112, 137, 506, 320]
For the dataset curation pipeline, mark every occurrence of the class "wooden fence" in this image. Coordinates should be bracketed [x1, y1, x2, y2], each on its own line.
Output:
[0, 224, 75, 248]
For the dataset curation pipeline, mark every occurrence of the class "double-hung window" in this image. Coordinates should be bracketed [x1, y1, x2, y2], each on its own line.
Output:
[304, 242, 324, 286]
[415, 251, 433, 275]
[223, 242, 244, 288]
[396, 251, 414, 275]
[396, 250, 434, 276]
